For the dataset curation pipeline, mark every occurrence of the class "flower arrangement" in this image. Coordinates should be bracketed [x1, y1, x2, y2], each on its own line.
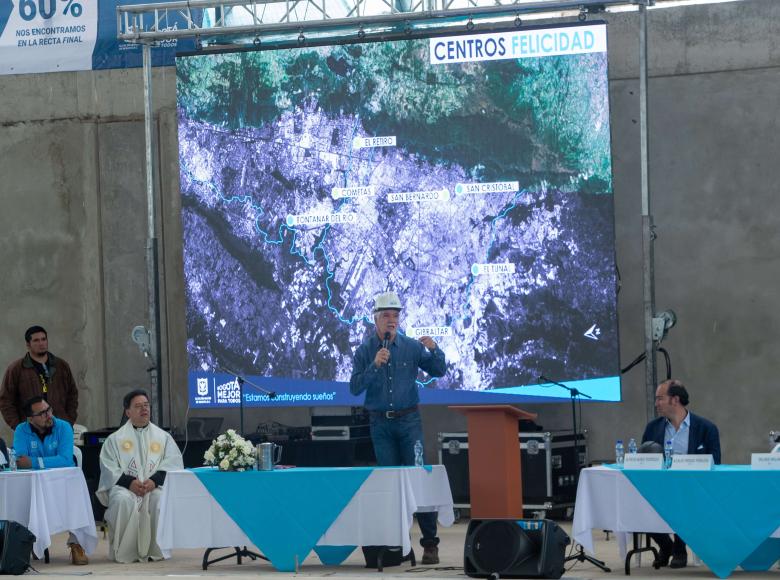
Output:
[203, 429, 256, 472]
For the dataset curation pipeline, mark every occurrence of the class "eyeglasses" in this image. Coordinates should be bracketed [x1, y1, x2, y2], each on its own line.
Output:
[131, 403, 151, 410]
[30, 407, 53, 418]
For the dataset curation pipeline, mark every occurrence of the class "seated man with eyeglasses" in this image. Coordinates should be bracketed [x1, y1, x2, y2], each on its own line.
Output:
[12, 395, 89, 565]
[97, 389, 183, 563]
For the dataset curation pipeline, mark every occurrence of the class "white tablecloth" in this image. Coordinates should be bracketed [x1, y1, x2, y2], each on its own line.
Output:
[0, 467, 98, 558]
[572, 466, 780, 558]
[158, 465, 454, 561]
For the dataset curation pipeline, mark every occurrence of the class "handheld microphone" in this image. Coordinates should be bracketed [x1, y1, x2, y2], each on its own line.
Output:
[382, 331, 390, 350]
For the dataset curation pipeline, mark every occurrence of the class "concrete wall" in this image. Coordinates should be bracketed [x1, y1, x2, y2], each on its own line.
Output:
[0, 0, 778, 463]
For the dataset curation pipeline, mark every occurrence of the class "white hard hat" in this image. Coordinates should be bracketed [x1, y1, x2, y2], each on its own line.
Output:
[373, 291, 403, 313]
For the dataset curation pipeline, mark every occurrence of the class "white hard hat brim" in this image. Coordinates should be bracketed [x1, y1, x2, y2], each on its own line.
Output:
[373, 306, 403, 313]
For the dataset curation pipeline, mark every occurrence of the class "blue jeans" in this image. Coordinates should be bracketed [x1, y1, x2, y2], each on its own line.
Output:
[369, 410, 439, 548]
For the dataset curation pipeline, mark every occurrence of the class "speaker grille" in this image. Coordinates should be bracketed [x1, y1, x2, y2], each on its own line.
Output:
[471, 520, 533, 573]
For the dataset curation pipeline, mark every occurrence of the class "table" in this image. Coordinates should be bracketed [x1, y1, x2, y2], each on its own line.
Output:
[0, 467, 98, 558]
[157, 465, 454, 571]
[80, 436, 376, 522]
[573, 466, 780, 578]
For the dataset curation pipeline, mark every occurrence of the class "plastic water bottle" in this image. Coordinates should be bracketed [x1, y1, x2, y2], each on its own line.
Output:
[628, 438, 638, 455]
[414, 440, 424, 467]
[615, 440, 625, 466]
[664, 440, 673, 469]
[8, 449, 17, 471]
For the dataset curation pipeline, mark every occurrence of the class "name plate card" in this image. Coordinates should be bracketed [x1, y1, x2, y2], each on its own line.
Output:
[751, 453, 780, 470]
[623, 453, 663, 470]
[670, 454, 714, 470]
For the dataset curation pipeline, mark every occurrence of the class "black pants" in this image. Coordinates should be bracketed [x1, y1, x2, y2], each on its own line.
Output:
[649, 533, 686, 556]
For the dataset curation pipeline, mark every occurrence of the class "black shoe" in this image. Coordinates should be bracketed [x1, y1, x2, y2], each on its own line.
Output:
[669, 555, 688, 569]
[652, 550, 671, 568]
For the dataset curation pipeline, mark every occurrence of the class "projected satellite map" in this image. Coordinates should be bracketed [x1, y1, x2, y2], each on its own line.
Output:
[177, 26, 619, 402]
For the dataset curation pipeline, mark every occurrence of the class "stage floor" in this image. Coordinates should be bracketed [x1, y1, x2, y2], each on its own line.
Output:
[34, 519, 778, 579]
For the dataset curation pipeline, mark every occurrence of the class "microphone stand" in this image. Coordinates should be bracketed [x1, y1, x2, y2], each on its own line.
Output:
[539, 375, 590, 475]
[539, 375, 610, 573]
[216, 366, 277, 437]
[136, 346, 160, 426]
[200, 366, 278, 570]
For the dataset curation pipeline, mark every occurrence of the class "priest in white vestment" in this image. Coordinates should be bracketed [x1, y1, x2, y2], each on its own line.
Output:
[97, 389, 183, 563]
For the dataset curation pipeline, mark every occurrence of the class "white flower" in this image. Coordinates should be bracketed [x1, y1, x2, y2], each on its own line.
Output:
[208, 430, 257, 470]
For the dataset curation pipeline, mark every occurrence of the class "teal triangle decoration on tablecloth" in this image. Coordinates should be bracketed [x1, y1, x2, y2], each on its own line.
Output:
[622, 466, 780, 578]
[312, 545, 356, 565]
[740, 538, 780, 571]
[194, 467, 373, 571]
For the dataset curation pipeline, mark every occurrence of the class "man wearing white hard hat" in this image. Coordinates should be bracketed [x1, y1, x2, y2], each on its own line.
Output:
[349, 291, 447, 565]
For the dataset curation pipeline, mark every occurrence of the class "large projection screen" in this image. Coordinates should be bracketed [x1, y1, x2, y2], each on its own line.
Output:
[177, 22, 620, 409]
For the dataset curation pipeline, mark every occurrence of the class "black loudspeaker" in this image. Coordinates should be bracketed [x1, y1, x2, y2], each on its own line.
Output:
[464, 519, 570, 579]
[0, 520, 35, 575]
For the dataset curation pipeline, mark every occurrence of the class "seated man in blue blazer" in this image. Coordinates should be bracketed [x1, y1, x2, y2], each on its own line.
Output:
[642, 379, 721, 569]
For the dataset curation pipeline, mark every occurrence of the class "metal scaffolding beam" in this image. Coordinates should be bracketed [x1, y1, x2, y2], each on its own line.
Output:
[117, 0, 641, 43]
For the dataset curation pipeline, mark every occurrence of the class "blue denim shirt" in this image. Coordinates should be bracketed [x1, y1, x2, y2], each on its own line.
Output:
[13, 417, 74, 469]
[664, 411, 691, 456]
[349, 331, 446, 411]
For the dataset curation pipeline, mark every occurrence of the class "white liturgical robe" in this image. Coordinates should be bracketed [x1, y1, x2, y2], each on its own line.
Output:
[97, 421, 183, 563]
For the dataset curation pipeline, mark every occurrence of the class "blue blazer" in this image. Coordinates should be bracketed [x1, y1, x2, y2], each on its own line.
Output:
[642, 412, 721, 464]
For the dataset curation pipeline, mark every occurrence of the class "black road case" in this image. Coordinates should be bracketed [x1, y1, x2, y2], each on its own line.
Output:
[438, 430, 587, 518]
